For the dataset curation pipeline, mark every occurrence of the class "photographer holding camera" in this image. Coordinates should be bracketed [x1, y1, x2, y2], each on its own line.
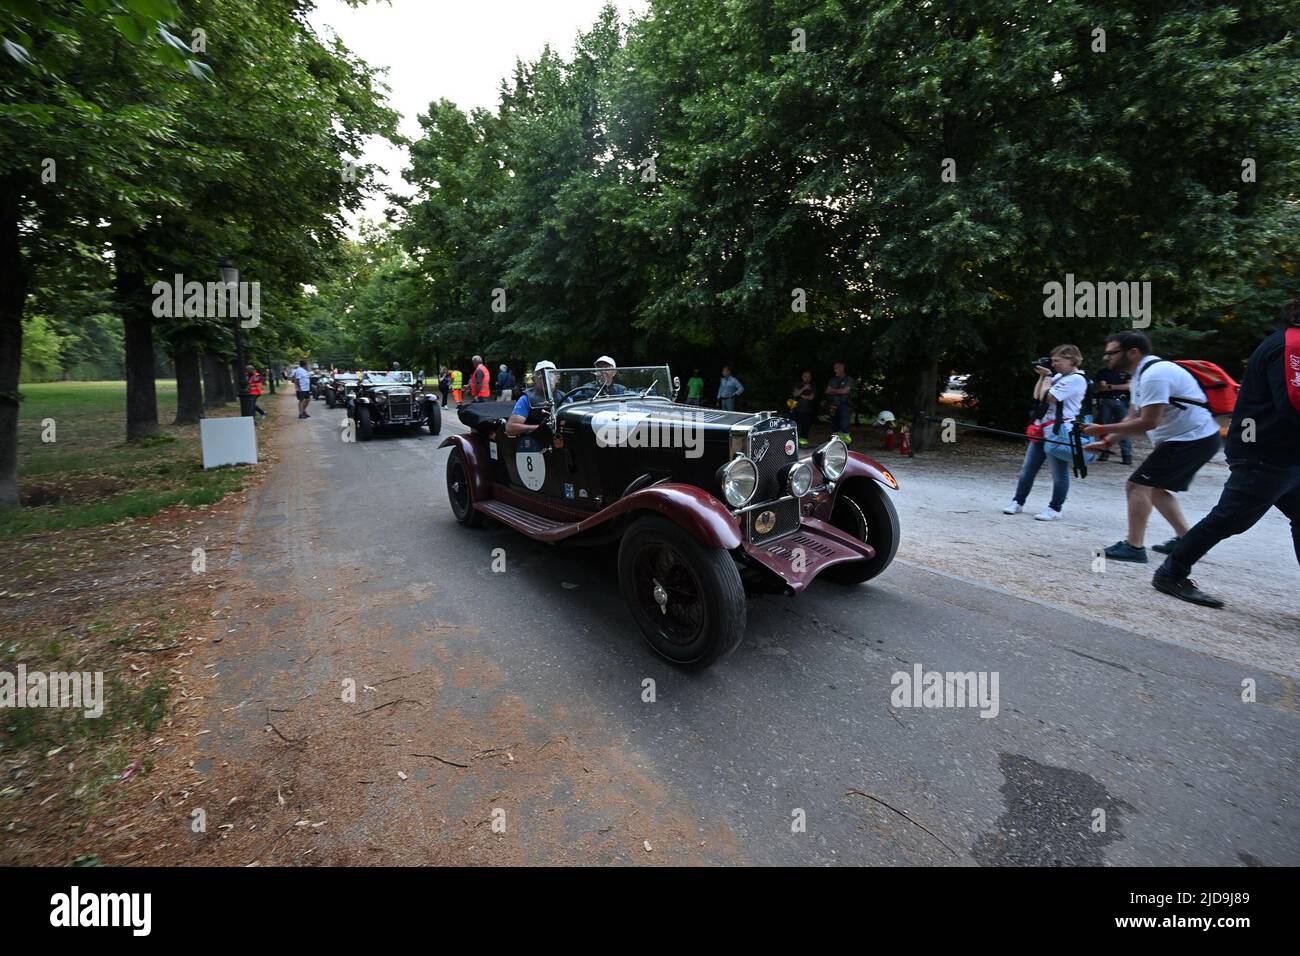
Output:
[1003, 345, 1087, 521]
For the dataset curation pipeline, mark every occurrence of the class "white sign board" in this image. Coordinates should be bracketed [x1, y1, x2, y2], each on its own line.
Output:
[200, 416, 258, 469]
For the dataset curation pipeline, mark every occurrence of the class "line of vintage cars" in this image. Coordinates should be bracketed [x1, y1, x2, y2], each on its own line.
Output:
[310, 368, 442, 440]
[440, 364, 901, 669]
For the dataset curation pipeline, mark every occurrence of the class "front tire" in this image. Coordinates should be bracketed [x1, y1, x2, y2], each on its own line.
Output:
[446, 447, 484, 527]
[617, 515, 745, 668]
[325, 390, 336, 408]
[356, 405, 374, 441]
[427, 401, 441, 436]
[823, 481, 901, 584]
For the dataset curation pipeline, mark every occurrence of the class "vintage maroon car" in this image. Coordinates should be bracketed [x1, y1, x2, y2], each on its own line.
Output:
[440, 365, 900, 668]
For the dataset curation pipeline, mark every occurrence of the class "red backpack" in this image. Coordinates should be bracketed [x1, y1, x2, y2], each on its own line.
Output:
[1138, 358, 1240, 421]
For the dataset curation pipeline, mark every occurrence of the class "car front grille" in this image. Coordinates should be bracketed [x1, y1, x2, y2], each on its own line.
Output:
[744, 421, 800, 542]
[388, 401, 413, 420]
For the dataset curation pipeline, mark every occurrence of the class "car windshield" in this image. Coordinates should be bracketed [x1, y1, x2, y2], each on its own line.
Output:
[363, 371, 413, 385]
[546, 366, 672, 403]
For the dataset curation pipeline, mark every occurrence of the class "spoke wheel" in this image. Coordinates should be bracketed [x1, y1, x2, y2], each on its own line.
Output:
[618, 515, 745, 668]
[446, 447, 483, 527]
[633, 544, 706, 647]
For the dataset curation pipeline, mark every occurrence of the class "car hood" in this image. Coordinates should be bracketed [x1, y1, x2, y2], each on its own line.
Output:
[559, 398, 749, 428]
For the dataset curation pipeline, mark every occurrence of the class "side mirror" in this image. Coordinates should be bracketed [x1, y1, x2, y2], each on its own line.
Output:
[673, 375, 681, 397]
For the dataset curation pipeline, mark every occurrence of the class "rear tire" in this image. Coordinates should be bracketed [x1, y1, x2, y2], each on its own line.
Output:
[427, 401, 442, 436]
[446, 447, 484, 527]
[356, 405, 374, 441]
[617, 515, 745, 668]
[823, 481, 900, 584]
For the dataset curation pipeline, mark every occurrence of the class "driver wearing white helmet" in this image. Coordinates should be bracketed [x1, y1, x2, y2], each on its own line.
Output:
[562, 355, 628, 403]
[506, 360, 556, 437]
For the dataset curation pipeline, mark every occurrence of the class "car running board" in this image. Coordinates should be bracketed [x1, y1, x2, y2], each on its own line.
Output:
[474, 500, 578, 540]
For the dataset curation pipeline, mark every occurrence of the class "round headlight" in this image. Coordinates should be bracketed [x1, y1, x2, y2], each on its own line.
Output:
[375, 392, 388, 402]
[720, 456, 758, 508]
[787, 461, 813, 498]
[816, 437, 849, 481]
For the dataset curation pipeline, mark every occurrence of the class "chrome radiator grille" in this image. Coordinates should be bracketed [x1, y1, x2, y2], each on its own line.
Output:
[388, 401, 413, 420]
[744, 421, 800, 542]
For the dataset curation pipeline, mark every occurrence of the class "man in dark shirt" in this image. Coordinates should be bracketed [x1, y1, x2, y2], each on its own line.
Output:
[1153, 302, 1300, 607]
[1093, 365, 1133, 464]
[825, 361, 855, 443]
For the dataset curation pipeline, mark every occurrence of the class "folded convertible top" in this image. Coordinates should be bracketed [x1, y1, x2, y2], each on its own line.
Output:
[457, 401, 515, 433]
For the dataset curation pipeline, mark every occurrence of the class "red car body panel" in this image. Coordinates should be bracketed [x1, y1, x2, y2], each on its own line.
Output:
[809, 450, 899, 522]
[739, 517, 876, 594]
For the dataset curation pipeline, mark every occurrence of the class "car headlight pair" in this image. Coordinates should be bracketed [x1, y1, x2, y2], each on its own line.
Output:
[720, 456, 815, 508]
[814, 437, 848, 481]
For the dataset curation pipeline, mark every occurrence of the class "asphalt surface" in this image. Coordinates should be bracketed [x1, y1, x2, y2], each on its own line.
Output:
[203, 394, 1299, 865]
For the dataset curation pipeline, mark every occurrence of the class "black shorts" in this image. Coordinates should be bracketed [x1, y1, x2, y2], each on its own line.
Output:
[1129, 432, 1221, 492]
[296, 390, 311, 401]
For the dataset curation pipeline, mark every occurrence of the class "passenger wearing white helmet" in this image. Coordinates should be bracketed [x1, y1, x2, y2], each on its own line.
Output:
[506, 360, 556, 437]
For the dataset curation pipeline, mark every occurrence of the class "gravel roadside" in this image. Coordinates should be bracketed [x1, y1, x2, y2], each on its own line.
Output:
[871, 433, 1299, 677]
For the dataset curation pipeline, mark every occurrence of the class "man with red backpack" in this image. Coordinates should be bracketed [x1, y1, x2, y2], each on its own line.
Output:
[1083, 330, 1227, 563]
[1150, 301, 1300, 607]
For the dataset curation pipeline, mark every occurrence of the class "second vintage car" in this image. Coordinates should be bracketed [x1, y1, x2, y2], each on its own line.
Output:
[440, 364, 900, 668]
[325, 371, 360, 409]
[347, 370, 442, 440]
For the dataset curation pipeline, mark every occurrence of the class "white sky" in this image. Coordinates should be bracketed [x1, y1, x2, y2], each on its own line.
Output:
[308, 0, 650, 230]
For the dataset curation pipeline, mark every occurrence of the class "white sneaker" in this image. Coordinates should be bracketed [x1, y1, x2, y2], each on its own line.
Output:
[1002, 501, 1022, 515]
[1034, 507, 1063, 521]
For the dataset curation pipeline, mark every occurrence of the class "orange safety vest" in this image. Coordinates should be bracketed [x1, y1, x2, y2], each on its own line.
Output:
[472, 363, 491, 398]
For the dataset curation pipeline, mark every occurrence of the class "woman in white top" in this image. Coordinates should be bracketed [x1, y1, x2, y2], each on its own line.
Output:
[1004, 344, 1088, 520]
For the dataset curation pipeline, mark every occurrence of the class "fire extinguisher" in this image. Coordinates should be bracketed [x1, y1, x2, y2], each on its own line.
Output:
[899, 425, 912, 457]
[884, 424, 895, 451]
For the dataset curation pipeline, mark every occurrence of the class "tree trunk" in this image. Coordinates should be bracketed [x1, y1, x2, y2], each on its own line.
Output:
[173, 347, 204, 425]
[115, 242, 159, 441]
[910, 358, 940, 453]
[201, 351, 224, 407]
[219, 358, 236, 402]
[0, 174, 26, 510]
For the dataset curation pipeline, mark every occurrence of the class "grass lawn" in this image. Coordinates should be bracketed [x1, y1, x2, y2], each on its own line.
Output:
[3, 381, 264, 538]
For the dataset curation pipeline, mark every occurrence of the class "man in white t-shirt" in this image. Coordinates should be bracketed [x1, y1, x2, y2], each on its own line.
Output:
[1084, 331, 1221, 562]
[1003, 344, 1088, 521]
[289, 360, 313, 419]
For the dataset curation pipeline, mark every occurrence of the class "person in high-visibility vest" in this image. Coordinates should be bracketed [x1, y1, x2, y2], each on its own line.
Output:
[245, 364, 268, 420]
[451, 368, 463, 404]
[470, 354, 491, 402]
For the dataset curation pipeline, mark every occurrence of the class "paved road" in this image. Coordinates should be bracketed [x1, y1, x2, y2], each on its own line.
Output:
[197, 394, 1299, 865]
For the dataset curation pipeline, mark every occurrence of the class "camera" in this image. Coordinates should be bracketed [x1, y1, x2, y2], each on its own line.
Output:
[1033, 356, 1054, 370]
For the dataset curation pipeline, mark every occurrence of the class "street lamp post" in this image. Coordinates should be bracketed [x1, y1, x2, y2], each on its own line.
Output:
[220, 262, 255, 417]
